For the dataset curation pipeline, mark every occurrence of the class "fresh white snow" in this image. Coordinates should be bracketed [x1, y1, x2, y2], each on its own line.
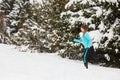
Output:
[65, 0, 119, 9]
[30, 0, 43, 4]
[0, 0, 2, 3]
[0, 44, 120, 80]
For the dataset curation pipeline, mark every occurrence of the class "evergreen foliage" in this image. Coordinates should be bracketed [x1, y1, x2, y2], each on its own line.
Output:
[60, 0, 120, 67]
[0, 0, 120, 68]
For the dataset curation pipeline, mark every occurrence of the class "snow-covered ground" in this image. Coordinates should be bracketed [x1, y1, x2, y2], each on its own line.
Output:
[0, 44, 120, 80]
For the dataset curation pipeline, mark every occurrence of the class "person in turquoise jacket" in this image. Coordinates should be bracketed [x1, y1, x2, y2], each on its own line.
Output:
[73, 24, 110, 69]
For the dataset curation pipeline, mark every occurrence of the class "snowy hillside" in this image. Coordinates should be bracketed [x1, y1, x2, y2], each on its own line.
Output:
[0, 44, 120, 80]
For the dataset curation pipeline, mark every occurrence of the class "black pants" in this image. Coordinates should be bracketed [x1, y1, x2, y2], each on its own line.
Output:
[83, 46, 105, 64]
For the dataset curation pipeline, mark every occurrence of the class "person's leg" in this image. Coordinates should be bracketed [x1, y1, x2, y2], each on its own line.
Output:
[89, 46, 110, 61]
[88, 46, 99, 60]
[83, 48, 89, 69]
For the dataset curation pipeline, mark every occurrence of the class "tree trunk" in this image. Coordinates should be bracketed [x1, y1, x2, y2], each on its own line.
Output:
[0, 11, 6, 33]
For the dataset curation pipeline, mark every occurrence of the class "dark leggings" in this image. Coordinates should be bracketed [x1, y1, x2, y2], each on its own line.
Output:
[83, 46, 105, 64]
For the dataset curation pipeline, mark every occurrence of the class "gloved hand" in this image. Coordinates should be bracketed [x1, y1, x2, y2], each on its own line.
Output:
[73, 38, 79, 42]
[71, 37, 75, 41]
[73, 38, 76, 42]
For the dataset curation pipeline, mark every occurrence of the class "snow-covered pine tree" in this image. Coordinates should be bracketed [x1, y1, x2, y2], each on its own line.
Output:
[60, 0, 120, 67]
[28, 0, 70, 53]
[0, 4, 12, 44]
[0, 0, 33, 45]
[0, 0, 32, 34]
[8, 0, 70, 53]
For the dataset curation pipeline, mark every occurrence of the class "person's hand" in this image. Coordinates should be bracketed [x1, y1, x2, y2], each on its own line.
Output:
[71, 37, 76, 42]
[73, 38, 75, 42]
[72, 37, 74, 41]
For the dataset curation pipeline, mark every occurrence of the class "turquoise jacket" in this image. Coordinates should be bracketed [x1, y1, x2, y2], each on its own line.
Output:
[73, 32, 92, 49]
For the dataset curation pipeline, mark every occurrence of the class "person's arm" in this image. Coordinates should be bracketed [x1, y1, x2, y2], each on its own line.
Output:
[73, 38, 82, 43]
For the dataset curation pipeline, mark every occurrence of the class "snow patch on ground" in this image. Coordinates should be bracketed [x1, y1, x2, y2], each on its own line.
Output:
[0, 44, 120, 80]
